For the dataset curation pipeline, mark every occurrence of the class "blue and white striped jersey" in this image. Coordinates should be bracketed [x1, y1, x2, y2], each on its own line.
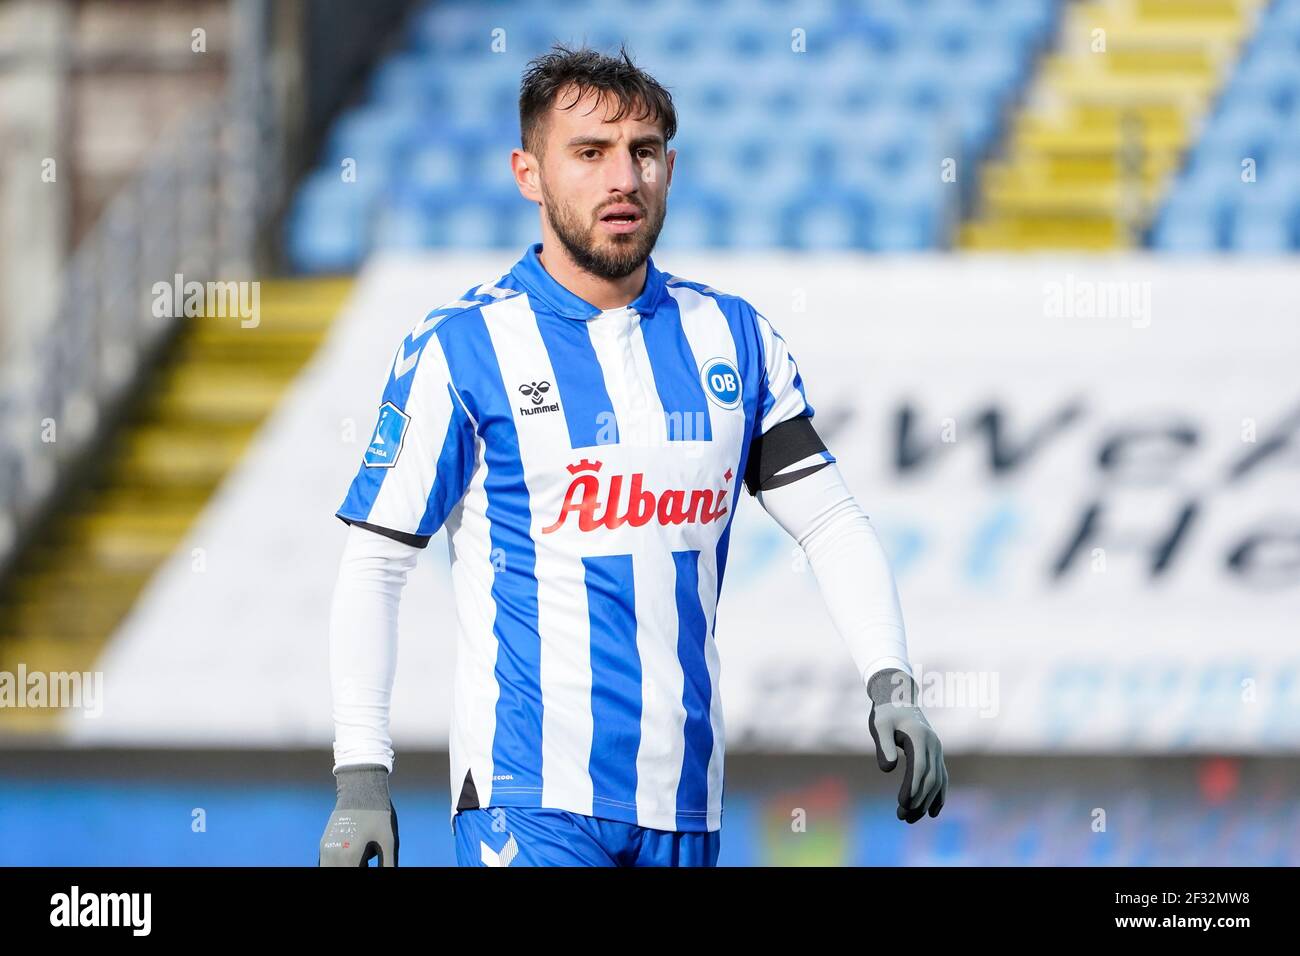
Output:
[336, 242, 835, 832]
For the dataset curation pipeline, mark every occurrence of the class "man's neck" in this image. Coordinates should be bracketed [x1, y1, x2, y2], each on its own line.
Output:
[537, 242, 646, 311]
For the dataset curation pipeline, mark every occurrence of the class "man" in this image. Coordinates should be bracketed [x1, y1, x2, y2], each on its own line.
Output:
[319, 44, 946, 868]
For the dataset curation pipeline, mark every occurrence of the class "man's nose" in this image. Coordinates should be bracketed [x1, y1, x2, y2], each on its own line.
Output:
[606, 149, 642, 194]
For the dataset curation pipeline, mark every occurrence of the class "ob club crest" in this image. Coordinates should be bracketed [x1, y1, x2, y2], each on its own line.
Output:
[700, 357, 742, 410]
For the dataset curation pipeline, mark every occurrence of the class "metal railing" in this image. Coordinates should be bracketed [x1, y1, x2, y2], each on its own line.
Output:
[0, 0, 282, 575]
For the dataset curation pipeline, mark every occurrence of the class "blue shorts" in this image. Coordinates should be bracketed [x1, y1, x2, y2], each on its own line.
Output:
[453, 807, 720, 867]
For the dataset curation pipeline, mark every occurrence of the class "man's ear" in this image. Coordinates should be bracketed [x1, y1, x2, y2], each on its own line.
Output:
[512, 148, 542, 203]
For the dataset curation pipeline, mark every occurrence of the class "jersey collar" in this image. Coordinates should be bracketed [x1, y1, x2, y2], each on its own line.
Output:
[509, 241, 669, 321]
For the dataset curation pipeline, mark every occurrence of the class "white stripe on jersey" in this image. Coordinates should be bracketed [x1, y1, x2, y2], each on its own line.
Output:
[755, 310, 811, 433]
[622, 311, 671, 448]
[584, 308, 664, 449]
[482, 292, 597, 817]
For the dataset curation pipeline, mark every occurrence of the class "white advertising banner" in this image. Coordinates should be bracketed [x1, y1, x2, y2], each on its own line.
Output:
[67, 253, 1300, 753]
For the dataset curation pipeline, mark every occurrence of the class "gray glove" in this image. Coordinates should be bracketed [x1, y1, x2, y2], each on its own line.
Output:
[318, 764, 399, 866]
[868, 669, 948, 824]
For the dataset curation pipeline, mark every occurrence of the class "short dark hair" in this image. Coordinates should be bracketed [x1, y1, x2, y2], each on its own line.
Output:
[518, 42, 677, 160]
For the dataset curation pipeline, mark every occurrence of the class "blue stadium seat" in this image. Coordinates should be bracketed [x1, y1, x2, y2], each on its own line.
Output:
[284, 170, 377, 272]
[869, 197, 945, 251]
[1150, 199, 1222, 251]
[371, 187, 438, 251]
[656, 184, 730, 248]
[1231, 205, 1296, 252]
[783, 189, 873, 249]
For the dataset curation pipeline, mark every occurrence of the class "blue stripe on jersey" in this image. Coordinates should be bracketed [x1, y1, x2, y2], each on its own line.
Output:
[337, 462, 383, 525]
[584, 553, 642, 814]
[533, 313, 619, 449]
[437, 311, 545, 804]
[337, 315, 452, 528]
[757, 346, 776, 427]
[672, 549, 712, 829]
[640, 295, 713, 443]
[416, 382, 477, 537]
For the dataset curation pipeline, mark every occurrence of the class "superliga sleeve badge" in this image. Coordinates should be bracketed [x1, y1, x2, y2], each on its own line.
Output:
[363, 401, 411, 468]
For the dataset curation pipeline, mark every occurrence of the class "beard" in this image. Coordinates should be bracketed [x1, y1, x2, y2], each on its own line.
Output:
[540, 181, 667, 281]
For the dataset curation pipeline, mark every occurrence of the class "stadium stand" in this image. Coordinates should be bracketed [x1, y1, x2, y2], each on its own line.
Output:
[1152, 0, 1300, 250]
[0, 0, 341, 732]
[284, 0, 1063, 269]
[962, 0, 1270, 249]
[0, 280, 349, 733]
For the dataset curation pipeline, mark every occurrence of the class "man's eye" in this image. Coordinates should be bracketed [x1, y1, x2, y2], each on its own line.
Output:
[581, 149, 600, 159]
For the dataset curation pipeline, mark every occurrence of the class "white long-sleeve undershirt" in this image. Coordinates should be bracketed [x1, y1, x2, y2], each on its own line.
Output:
[329, 523, 417, 772]
[328, 461, 911, 773]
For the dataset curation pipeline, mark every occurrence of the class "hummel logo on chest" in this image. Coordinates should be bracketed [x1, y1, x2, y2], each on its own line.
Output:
[518, 380, 560, 416]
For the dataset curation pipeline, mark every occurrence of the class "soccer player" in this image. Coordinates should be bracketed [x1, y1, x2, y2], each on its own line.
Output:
[319, 44, 946, 868]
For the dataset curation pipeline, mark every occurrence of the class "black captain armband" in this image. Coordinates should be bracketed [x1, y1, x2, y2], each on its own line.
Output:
[742, 414, 832, 496]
